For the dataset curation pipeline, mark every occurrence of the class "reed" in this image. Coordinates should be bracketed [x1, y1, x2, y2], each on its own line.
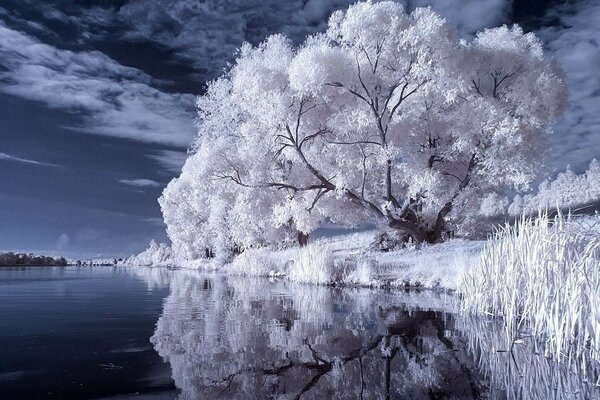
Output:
[289, 243, 336, 285]
[461, 211, 600, 382]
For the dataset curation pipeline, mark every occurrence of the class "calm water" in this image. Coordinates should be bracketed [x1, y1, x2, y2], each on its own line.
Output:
[0, 266, 598, 399]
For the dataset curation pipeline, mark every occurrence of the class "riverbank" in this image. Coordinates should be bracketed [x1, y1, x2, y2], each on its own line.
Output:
[124, 213, 599, 292]
[222, 234, 483, 290]
[124, 231, 483, 291]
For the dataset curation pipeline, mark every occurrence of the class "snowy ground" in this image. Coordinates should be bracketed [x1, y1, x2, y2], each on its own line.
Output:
[155, 231, 484, 291]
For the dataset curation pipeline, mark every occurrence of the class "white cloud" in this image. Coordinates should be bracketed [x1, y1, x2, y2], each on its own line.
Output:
[0, 152, 56, 167]
[147, 149, 188, 174]
[0, 21, 196, 147]
[143, 216, 166, 226]
[407, 0, 510, 37]
[119, 178, 162, 188]
[537, 0, 600, 171]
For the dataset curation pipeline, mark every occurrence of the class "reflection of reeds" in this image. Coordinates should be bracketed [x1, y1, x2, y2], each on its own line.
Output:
[461, 211, 600, 386]
[457, 315, 600, 399]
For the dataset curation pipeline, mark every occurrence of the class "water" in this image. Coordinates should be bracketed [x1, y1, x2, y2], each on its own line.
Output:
[0, 267, 176, 399]
[0, 266, 598, 399]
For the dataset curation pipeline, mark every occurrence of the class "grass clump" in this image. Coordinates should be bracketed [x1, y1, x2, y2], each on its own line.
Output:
[461, 211, 600, 382]
[288, 243, 336, 285]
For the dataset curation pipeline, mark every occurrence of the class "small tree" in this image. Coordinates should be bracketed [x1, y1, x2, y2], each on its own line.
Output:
[161, 1, 565, 255]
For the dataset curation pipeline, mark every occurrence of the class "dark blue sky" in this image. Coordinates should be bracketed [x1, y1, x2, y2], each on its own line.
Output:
[0, 0, 598, 258]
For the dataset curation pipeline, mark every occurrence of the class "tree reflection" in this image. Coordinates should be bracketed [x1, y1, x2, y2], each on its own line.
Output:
[129, 268, 600, 399]
[143, 271, 481, 399]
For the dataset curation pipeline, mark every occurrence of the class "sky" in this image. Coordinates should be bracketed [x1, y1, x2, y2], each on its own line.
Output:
[0, 0, 598, 258]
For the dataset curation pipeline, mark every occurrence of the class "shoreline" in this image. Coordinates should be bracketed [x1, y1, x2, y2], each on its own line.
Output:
[122, 231, 484, 292]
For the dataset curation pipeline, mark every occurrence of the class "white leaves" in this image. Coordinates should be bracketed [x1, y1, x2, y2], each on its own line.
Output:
[509, 159, 600, 216]
[289, 36, 353, 96]
[479, 192, 509, 217]
[160, 1, 566, 257]
[326, 1, 408, 48]
[474, 25, 543, 60]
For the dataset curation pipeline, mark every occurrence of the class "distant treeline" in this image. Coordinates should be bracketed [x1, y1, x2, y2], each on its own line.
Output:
[0, 252, 67, 266]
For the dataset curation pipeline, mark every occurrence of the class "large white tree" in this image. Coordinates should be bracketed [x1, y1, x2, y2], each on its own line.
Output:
[161, 1, 565, 255]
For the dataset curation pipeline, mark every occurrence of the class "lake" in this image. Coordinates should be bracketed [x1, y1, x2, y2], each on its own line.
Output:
[0, 266, 597, 399]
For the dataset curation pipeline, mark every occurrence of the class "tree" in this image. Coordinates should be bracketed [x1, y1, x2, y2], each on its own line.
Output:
[161, 1, 565, 256]
[0, 252, 68, 266]
[508, 158, 600, 216]
[123, 240, 174, 266]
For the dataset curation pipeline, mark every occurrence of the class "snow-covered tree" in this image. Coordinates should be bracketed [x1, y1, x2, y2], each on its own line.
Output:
[161, 1, 565, 256]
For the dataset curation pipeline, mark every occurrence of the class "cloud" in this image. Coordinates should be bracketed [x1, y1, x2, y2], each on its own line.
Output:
[12, 1, 116, 43]
[0, 1, 510, 149]
[0, 21, 196, 147]
[0, 152, 56, 167]
[116, 0, 511, 81]
[407, 0, 510, 37]
[119, 178, 162, 188]
[538, 0, 600, 171]
[143, 216, 166, 226]
[147, 149, 188, 174]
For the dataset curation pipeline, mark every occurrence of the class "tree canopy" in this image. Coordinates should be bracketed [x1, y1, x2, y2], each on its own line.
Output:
[0, 252, 67, 266]
[161, 1, 566, 258]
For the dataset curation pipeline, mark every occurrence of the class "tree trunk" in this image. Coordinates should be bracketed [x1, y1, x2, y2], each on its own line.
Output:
[298, 231, 309, 247]
[384, 210, 449, 247]
[387, 218, 427, 244]
[430, 201, 453, 243]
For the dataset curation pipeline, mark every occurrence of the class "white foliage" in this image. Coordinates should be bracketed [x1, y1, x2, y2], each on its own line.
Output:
[343, 258, 373, 286]
[130, 231, 482, 292]
[123, 240, 173, 266]
[159, 1, 566, 259]
[479, 192, 509, 217]
[509, 159, 600, 216]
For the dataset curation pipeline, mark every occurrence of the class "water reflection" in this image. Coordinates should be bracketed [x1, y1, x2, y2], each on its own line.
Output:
[460, 316, 600, 400]
[133, 269, 600, 400]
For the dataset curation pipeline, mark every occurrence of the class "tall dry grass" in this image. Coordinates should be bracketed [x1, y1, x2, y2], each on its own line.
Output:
[288, 243, 336, 285]
[461, 211, 600, 383]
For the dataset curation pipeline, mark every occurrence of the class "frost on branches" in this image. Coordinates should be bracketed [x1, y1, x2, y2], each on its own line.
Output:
[160, 1, 566, 258]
